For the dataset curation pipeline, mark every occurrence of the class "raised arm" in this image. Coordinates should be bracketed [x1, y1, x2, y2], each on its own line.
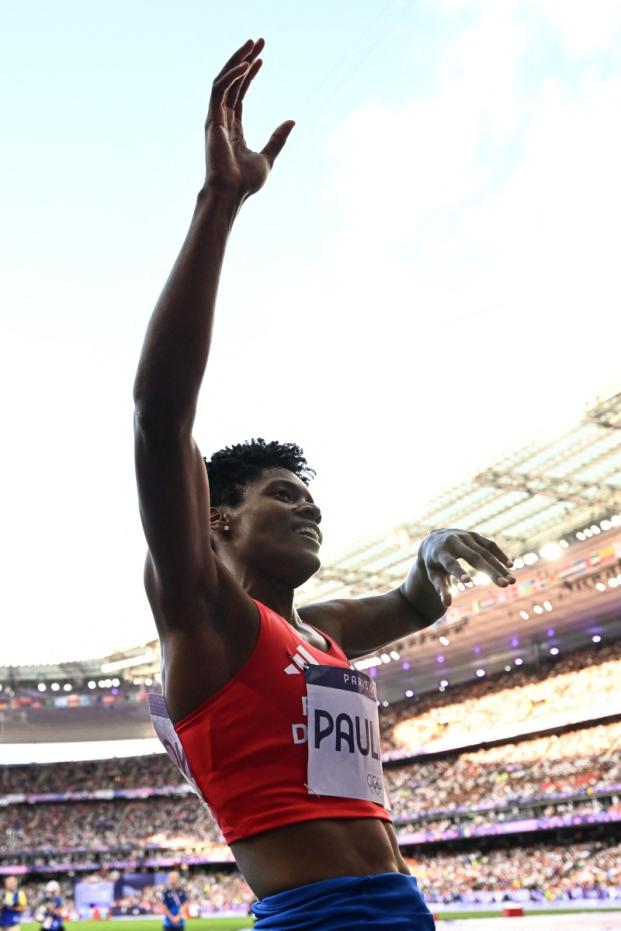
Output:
[133, 40, 294, 622]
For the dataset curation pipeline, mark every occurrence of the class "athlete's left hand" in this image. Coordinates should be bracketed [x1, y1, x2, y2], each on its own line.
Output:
[418, 528, 515, 608]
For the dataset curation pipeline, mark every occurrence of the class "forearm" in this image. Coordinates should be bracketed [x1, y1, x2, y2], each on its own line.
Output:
[399, 555, 446, 628]
[133, 184, 242, 423]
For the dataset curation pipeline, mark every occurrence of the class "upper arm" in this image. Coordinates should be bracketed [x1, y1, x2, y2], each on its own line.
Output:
[134, 409, 217, 604]
[302, 589, 427, 659]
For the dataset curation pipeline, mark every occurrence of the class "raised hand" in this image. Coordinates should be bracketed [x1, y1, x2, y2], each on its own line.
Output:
[418, 529, 516, 608]
[205, 39, 295, 199]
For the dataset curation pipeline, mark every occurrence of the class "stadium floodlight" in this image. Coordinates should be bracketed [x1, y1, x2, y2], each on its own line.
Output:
[523, 552, 538, 566]
[540, 542, 562, 561]
[533, 604, 543, 615]
[583, 528, 593, 538]
[600, 520, 612, 531]
[612, 514, 621, 527]
[380, 653, 391, 664]
[144, 677, 153, 686]
[402, 661, 410, 671]
[63, 683, 72, 691]
[595, 582, 606, 592]
[436, 655, 445, 664]
[405, 689, 414, 698]
[513, 557, 525, 569]
[559, 539, 569, 548]
[382, 700, 389, 707]
[547, 628, 555, 637]
[439, 636, 450, 646]
[550, 647, 559, 656]
[475, 668, 485, 678]
[51, 683, 60, 691]
[609, 578, 619, 589]
[576, 531, 585, 541]
[504, 665, 512, 672]
[390, 650, 400, 661]
[37, 683, 46, 691]
[440, 680, 448, 688]
[592, 634, 602, 643]
[97, 679, 106, 688]
[543, 601, 552, 612]
[111, 678, 120, 687]
[514, 658, 524, 666]
[87, 680, 96, 689]
[519, 610, 529, 620]
[590, 525, 601, 535]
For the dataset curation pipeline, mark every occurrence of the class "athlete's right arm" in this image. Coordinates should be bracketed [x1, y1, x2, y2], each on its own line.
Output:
[133, 40, 294, 623]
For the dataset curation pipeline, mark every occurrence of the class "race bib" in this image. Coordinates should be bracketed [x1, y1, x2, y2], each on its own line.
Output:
[305, 665, 389, 809]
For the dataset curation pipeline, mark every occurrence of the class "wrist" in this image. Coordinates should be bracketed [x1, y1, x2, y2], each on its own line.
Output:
[199, 180, 245, 212]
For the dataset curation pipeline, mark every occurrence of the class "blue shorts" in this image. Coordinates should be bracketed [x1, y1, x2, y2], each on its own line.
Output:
[252, 872, 436, 930]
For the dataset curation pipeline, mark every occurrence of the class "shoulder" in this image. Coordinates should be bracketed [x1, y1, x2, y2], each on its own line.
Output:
[297, 600, 347, 648]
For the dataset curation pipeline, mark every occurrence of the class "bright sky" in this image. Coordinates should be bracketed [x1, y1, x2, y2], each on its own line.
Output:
[2, 0, 621, 666]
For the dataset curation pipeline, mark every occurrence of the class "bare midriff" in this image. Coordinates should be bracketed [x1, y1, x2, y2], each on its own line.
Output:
[231, 816, 410, 900]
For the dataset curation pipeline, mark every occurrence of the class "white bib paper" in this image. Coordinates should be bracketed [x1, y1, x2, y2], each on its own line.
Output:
[305, 665, 389, 809]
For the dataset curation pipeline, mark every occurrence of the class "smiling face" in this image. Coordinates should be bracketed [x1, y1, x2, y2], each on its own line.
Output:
[214, 467, 323, 589]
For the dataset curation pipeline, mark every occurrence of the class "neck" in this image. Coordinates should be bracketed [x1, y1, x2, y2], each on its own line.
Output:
[245, 577, 297, 623]
[218, 553, 297, 622]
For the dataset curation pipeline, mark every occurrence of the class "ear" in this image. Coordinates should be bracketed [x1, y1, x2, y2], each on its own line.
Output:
[210, 507, 230, 535]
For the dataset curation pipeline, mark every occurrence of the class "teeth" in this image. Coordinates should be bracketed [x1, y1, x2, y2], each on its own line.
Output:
[298, 528, 319, 542]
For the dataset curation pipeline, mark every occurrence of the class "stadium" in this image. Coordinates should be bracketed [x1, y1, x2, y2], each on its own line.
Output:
[3, 388, 621, 930]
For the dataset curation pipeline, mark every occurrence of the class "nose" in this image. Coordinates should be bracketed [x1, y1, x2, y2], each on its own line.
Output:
[298, 501, 322, 525]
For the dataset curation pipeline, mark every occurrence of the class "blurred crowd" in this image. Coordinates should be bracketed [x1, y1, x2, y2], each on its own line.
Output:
[12, 839, 621, 911]
[4, 639, 621, 916]
[3, 641, 620, 801]
[382, 640, 621, 755]
[386, 720, 621, 819]
[3, 719, 620, 857]
[2, 795, 225, 854]
[408, 839, 621, 903]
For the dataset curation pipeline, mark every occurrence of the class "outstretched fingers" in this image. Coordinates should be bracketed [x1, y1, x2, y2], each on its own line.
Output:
[262, 120, 296, 166]
[209, 39, 264, 126]
[231, 58, 263, 122]
[216, 38, 256, 80]
[227, 38, 264, 113]
[209, 62, 250, 126]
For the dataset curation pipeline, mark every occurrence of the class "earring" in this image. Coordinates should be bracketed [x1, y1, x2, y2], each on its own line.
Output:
[224, 525, 230, 532]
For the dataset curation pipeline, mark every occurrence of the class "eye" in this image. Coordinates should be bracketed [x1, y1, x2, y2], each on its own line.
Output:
[274, 489, 292, 501]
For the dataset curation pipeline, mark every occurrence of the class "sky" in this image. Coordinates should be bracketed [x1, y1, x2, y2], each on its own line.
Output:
[1, 0, 621, 666]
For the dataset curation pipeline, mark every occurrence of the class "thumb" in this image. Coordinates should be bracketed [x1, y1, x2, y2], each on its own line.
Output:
[261, 120, 295, 167]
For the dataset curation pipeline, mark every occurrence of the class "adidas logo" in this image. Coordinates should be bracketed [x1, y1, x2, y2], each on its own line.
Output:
[284, 644, 320, 675]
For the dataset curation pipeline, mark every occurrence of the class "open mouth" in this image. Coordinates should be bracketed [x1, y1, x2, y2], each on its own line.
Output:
[294, 525, 321, 545]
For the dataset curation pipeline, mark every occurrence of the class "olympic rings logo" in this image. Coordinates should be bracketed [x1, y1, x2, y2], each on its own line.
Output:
[367, 774, 383, 793]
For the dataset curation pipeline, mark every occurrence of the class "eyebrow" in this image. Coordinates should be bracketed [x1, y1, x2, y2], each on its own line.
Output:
[264, 478, 315, 505]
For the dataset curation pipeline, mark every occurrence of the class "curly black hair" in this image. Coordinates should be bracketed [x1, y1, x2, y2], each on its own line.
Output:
[205, 438, 315, 508]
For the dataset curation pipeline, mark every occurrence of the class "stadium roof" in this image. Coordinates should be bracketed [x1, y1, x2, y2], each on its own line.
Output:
[296, 386, 621, 605]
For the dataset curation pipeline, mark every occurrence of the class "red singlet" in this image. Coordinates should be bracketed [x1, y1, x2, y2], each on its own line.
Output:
[173, 599, 391, 843]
